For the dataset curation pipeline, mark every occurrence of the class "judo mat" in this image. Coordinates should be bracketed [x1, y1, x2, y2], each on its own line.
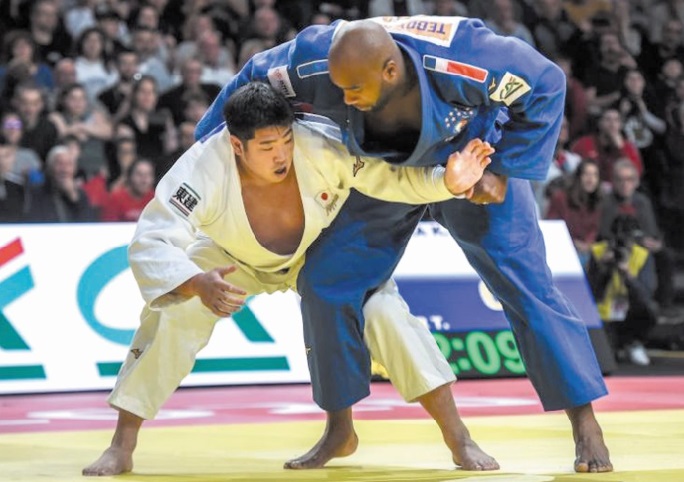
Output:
[1, 376, 683, 482]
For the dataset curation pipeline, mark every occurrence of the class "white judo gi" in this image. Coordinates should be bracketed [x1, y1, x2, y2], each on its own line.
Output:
[110, 121, 457, 419]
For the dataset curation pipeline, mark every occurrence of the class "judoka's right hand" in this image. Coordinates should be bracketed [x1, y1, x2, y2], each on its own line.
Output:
[444, 139, 494, 198]
[184, 266, 247, 317]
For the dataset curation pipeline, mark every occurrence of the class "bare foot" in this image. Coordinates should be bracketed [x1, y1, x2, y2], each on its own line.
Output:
[284, 408, 358, 469]
[449, 435, 500, 471]
[418, 384, 499, 471]
[567, 403, 613, 473]
[82, 446, 134, 476]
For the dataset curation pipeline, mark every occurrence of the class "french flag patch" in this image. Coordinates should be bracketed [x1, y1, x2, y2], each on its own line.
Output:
[423, 55, 488, 83]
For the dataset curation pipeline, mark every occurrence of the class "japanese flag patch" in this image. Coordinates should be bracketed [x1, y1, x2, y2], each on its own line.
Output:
[488, 72, 531, 106]
[169, 182, 201, 216]
[315, 190, 339, 215]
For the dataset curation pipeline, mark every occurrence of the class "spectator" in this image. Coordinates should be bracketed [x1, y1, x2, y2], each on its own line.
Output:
[612, 0, 643, 58]
[158, 58, 220, 126]
[74, 27, 117, 101]
[0, 30, 54, 98]
[105, 136, 138, 191]
[24, 144, 98, 222]
[28, 0, 72, 66]
[0, 134, 27, 222]
[0, 110, 42, 181]
[530, 0, 581, 59]
[638, 18, 684, 83]
[48, 57, 78, 110]
[616, 68, 667, 200]
[545, 160, 603, 269]
[97, 49, 140, 123]
[101, 158, 154, 222]
[118, 75, 175, 162]
[570, 108, 643, 187]
[583, 30, 637, 117]
[485, 0, 536, 47]
[196, 30, 236, 86]
[556, 54, 589, 139]
[648, 0, 684, 44]
[11, 82, 59, 162]
[65, 0, 99, 39]
[131, 25, 174, 93]
[588, 213, 657, 365]
[174, 13, 221, 68]
[93, 5, 129, 58]
[49, 83, 113, 177]
[155, 120, 193, 183]
[599, 159, 678, 316]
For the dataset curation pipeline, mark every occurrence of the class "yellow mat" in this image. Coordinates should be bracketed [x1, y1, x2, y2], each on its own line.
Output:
[2, 410, 683, 482]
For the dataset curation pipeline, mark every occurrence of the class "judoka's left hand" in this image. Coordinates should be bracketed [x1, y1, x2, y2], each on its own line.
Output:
[444, 139, 494, 198]
[469, 171, 508, 205]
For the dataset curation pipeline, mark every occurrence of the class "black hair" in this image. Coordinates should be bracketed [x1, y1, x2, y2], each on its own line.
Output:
[222, 82, 294, 142]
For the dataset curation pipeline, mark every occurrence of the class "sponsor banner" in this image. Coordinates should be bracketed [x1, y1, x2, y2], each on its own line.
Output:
[0, 221, 599, 394]
[0, 224, 310, 394]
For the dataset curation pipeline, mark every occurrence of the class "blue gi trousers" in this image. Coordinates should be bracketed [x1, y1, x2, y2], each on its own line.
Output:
[297, 180, 607, 412]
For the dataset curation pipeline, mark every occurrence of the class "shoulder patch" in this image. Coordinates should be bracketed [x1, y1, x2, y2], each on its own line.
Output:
[267, 66, 296, 97]
[169, 182, 201, 216]
[423, 55, 487, 83]
[488, 72, 531, 106]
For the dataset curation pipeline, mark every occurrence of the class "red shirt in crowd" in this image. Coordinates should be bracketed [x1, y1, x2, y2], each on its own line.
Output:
[570, 135, 643, 183]
[101, 186, 153, 222]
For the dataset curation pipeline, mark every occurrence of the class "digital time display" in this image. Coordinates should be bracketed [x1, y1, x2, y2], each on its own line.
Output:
[432, 330, 526, 378]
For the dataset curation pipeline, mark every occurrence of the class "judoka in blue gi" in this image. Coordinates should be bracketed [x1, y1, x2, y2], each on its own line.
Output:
[197, 16, 613, 473]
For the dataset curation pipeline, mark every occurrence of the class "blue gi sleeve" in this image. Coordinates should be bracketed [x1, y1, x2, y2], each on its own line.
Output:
[441, 19, 566, 180]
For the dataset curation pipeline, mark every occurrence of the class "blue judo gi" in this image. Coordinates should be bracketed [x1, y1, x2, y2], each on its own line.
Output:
[196, 15, 608, 412]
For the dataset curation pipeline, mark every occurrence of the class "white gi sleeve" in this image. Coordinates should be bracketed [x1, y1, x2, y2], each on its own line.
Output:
[301, 124, 454, 204]
[128, 134, 229, 310]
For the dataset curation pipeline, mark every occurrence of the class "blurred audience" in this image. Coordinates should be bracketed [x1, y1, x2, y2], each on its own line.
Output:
[24, 144, 97, 222]
[101, 157, 154, 222]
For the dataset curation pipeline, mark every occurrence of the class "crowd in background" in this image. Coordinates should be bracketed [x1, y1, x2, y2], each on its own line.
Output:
[2, 0, 684, 360]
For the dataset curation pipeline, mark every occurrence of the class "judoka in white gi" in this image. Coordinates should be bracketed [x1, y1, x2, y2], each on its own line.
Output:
[83, 82, 498, 476]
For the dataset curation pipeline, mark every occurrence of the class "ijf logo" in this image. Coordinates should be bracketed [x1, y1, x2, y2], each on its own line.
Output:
[0, 238, 45, 381]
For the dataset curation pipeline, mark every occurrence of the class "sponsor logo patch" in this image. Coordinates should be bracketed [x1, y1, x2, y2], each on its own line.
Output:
[169, 182, 201, 216]
[488, 72, 531, 106]
[267, 66, 296, 97]
[423, 55, 488, 83]
[371, 16, 461, 47]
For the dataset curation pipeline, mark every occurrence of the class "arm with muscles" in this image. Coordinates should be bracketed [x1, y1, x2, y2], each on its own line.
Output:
[332, 135, 494, 203]
[129, 136, 246, 317]
[445, 20, 567, 201]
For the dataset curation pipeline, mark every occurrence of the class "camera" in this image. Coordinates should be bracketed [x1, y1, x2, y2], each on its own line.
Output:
[609, 214, 642, 264]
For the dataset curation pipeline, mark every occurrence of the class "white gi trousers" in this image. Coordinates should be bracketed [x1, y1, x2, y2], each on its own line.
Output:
[108, 237, 455, 419]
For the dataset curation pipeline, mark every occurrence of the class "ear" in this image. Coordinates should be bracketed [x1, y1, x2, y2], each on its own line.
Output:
[229, 134, 244, 158]
[383, 59, 398, 82]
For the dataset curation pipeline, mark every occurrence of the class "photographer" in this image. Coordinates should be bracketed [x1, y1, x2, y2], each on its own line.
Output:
[599, 160, 677, 316]
[588, 213, 657, 365]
